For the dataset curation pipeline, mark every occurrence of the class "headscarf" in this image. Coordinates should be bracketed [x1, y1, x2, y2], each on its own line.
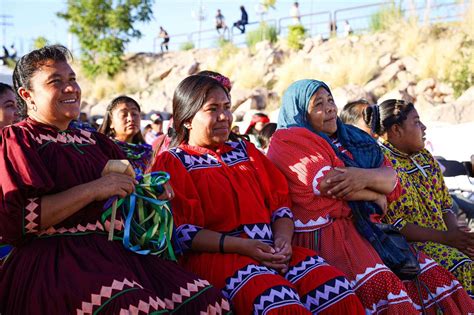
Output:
[278, 79, 383, 169]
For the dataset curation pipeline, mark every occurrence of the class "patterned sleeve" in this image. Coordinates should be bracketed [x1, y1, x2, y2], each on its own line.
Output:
[0, 126, 55, 246]
[245, 141, 293, 223]
[150, 151, 205, 252]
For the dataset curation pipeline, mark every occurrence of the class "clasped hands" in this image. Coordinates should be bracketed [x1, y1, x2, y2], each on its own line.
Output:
[320, 166, 388, 214]
[243, 236, 292, 275]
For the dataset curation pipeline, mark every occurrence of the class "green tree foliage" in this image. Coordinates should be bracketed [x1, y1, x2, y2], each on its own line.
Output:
[58, 0, 154, 77]
[33, 36, 50, 50]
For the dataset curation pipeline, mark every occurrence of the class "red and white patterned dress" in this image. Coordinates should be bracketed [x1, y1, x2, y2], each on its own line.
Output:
[268, 127, 474, 314]
[152, 139, 365, 314]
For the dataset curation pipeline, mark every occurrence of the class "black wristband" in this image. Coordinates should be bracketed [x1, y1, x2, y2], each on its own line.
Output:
[219, 234, 226, 253]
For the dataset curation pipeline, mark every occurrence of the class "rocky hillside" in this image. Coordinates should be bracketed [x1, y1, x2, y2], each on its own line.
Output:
[79, 18, 474, 125]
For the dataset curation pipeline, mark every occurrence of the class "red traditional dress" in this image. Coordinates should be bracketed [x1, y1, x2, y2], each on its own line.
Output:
[0, 118, 229, 314]
[267, 127, 474, 314]
[151, 139, 365, 314]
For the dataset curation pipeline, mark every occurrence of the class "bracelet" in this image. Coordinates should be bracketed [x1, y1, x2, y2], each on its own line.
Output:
[219, 234, 226, 253]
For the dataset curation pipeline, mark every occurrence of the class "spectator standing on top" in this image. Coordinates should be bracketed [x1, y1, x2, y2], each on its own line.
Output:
[343, 20, 353, 36]
[233, 5, 249, 34]
[159, 26, 170, 53]
[290, 2, 301, 24]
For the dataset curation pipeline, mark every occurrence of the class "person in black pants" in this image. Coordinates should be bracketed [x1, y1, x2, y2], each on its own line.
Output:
[159, 26, 170, 53]
[233, 5, 248, 34]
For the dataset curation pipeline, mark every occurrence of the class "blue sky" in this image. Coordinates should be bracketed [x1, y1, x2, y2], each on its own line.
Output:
[0, 0, 455, 55]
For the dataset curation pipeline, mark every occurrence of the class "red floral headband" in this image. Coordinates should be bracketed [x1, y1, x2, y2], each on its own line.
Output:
[209, 74, 232, 92]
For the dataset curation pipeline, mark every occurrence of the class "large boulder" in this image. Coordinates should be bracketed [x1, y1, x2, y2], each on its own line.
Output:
[332, 85, 376, 108]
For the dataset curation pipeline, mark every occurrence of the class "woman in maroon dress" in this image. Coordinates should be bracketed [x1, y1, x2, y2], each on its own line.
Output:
[151, 74, 365, 314]
[0, 45, 229, 314]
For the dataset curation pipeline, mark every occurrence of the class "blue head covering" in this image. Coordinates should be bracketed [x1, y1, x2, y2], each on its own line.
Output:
[278, 79, 383, 169]
[278, 79, 331, 131]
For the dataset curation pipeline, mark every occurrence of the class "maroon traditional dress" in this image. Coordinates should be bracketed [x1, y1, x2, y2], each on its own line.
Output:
[152, 139, 365, 314]
[0, 118, 229, 314]
[268, 127, 474, 314]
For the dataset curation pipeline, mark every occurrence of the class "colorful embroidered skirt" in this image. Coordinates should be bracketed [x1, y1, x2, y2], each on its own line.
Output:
[0, 234, 229, 314]
[179, 246, 365, 314]
[293, 218, 474, 314]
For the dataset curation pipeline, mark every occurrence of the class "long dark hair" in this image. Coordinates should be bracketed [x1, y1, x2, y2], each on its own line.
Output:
[13, 45, 72, 119]
[97, 95, 146, 144]
[363, 99, 415, 136]
[171, 75, 235, 148]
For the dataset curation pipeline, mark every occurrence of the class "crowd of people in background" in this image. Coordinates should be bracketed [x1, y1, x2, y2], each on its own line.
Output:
[0, 44, 474, 314]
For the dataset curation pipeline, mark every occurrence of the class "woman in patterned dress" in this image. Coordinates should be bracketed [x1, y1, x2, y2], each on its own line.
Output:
[151, 74, 365, 314]
[364, 99, 474, 297]
[267, 79, 474, 313]
[98, 95, 153, 176]
[0, 45, 229, 314]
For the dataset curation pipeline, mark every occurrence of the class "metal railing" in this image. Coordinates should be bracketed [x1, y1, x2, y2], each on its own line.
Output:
[333, 1, 393, 36]
[278, 11, 332, 39]
[230, 19, 277, 47]
[157, 1, 465, 52]
[153, 32, 190, 53]
[333, 1, 464, 36]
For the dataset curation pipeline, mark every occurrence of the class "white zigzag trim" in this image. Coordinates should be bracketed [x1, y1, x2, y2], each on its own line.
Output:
[312, 166, 332, 195]
[243, 224, 273, 240]
[253, 286, 302, 315]
[285, 256, 327, 284]
[365, 290, 412, 314]
[351, 263, 391, 290]
[304, 278, 352, 309]
[411, 280, 462, 311]
[418, 257, 438, 274]
[294, 215, 332, 231]
[224, 264, 277, 300]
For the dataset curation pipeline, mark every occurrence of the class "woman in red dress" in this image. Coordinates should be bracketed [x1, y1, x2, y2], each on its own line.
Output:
[151, 74, 365, 314]
[0, 45, 229, 314]
[267, 79, 474, 314]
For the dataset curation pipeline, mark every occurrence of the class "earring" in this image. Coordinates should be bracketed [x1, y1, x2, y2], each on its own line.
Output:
[30, 104, 37, 112]
[184, 123, 191, 129]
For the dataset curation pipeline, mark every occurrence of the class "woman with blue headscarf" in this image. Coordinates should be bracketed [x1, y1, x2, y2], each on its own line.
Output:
[267, 79, 474, 314]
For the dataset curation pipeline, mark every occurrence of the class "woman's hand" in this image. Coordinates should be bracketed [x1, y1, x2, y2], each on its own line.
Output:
[89, 173, 137, 201]
[373, 194, 388, 215]
[157, 182, 175, 200]
[444, 228, 474, 259]
[272, 236, 293, 274]
[240, 239, 287, 272]
[326, 167, 368, 198]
